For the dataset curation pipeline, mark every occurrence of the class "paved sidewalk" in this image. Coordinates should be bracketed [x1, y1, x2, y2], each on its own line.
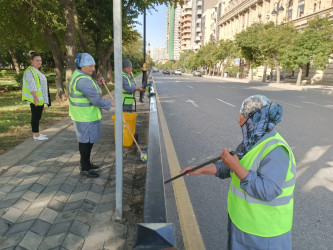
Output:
[0, 95, 150, 250]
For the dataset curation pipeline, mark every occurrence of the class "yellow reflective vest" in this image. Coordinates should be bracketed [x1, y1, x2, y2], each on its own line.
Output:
[22, 66, 44, 105]
[69, 70, 101, 122]
[228, 132, 296, 237]
[122, 72, 136, 105]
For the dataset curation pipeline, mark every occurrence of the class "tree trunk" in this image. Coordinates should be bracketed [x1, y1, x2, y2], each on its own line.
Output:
[250, 65, 254, 81]
[273, 56, 281, 84]
[43, 27, 66, 100]
[74, 8, 90, 53]
[8, 48, 20, 74]
[59, 0, 77, 97]
[262, 63, 267, 82]
[96, 41, 114, 79]
[107, 58, 113, 83]
[296, 67, 302, 86]
[221, 63, 225, 77]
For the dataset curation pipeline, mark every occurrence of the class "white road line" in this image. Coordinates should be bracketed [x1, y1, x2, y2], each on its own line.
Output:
[274, 100, 303, 108]
[187, 86, 193, 89]
[216, 98, 235, 107]
[217, 86, 227, 88]
[302, 101, 333, 109]
[186, 99, 199, 107]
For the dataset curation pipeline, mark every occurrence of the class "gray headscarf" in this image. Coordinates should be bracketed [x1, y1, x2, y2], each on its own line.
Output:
[235, 95, 283, 159]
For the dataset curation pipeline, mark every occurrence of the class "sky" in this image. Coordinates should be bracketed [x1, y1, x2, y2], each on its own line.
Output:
[134, 4, 167, 49]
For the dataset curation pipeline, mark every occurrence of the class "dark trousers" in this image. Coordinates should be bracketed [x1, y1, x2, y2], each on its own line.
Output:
[30, 104, 44, 133]
[79, 142, 94, 171]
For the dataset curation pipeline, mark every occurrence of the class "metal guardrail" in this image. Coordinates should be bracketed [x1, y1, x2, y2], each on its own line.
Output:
[133, 75, 176, 249]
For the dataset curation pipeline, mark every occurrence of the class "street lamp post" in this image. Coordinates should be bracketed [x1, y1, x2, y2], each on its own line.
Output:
[271, 1, 285, 84]
[271, 0, 285, 26]
[140, 4, 147, 103]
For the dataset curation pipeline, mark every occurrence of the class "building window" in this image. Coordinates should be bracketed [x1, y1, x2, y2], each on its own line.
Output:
[298, 0, 305, 17]
[288, 0, 293, 21]
[314, 3, 316, 12]
[318, 1, 321, 10]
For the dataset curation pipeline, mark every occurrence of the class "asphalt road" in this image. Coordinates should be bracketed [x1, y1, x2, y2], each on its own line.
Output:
[154, 73, 333, 250]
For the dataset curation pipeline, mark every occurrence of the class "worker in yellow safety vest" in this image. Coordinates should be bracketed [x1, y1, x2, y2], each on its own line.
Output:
[181, 95, 296, 250]
[22, 51, 50, 141]
[69, 53, 113, 178]
[122, 59, 144, 112]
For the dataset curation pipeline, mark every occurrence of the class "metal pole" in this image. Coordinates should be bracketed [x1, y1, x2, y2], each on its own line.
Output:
[140, 5, 147, 102]
[143, 6, 146, 64]
[113, 0, 123, 220]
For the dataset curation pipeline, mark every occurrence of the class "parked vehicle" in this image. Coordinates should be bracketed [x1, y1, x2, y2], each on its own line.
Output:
[193, 70, 202, 77]
[171, 70, 175, 74]
[163, 70, 170, 75]
[175, 70, 182, 75]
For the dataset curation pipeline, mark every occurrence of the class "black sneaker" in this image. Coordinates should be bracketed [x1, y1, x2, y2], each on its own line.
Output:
[90, 164, 100, 170]
[80, 170, 99, 178]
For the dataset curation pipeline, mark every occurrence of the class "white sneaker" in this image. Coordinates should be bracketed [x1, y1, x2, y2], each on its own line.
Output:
[40, 133, 48, 138]
[33, 135, 48, 141]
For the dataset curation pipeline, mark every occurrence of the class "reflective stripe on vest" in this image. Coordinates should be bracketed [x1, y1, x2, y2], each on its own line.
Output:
[228, 132, 296, 237]
[122, 72, 136, 105]
[22, 66, 44, 105]
[68, 70, 101, 122]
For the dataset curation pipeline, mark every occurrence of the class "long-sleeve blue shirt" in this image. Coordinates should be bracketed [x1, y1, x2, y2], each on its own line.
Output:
[215, 129, 292, 250]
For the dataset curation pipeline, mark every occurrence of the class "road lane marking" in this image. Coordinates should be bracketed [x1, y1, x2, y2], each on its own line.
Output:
[302, 101, 333, 109]
[273, 100, 303, 108]
[188, 86, 193, 89]
[156, 91, 206, 250]
[216, 98, 235, 107]
[186, 99, 199, 107]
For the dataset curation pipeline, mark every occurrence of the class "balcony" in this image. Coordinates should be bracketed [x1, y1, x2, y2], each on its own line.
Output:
[197, 1, 202, 6]
[183, 34, 191, 40]
[196, 18, 202, 23]
[197, 9, 202, 15]
[196, 27, 201, 32]
[211, 23, 216, 31]
[184, 9, 192, 16]
[195, 36, 201, 42]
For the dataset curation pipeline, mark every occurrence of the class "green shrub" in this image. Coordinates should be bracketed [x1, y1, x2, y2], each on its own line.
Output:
[14, 72, 24, 87]
[46, 73, 56, 83]
[0, 70, 6, 77]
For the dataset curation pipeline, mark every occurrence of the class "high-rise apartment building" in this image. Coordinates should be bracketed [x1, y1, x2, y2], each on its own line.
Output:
[166, 3, 182, 61]
[152, 48, 167, 62]
[178, 0, 193, 52]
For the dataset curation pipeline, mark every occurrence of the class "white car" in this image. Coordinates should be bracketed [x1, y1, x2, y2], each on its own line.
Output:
[193, 70, 202, 77]
[175, 70, 182, 75]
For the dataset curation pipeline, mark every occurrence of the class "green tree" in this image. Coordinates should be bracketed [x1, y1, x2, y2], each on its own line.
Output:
[259, 22, 297, 84]
[280, 16, 333, 85]
[215, 39, 238, 77]
[235, 23, 265, 81]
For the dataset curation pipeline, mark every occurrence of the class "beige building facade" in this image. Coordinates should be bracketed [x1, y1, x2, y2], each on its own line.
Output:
[218, 0, 333, 84]
[178, 0, 193, 52]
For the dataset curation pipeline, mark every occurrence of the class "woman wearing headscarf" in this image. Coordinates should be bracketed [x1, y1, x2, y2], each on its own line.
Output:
[22, 52, 50, 141]
[181, 95, 296, 250]
[122, 59, 144, 112]
[69, 53, 113, 178]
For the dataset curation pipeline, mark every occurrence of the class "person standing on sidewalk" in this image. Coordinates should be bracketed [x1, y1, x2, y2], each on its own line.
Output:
[69, 53, 113, 178]
[181, 95, 296, 250]
[22, 51, 51, 141]
[122, 59, 144, 112]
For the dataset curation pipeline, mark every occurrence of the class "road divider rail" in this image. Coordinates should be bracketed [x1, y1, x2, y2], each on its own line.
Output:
[133, 75, 176, 249]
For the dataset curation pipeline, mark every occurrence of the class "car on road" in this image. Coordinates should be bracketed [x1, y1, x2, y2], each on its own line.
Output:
[175, 70, 182, 75]
[193, 70, 202, 77]
[163, 70, 170, 75]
